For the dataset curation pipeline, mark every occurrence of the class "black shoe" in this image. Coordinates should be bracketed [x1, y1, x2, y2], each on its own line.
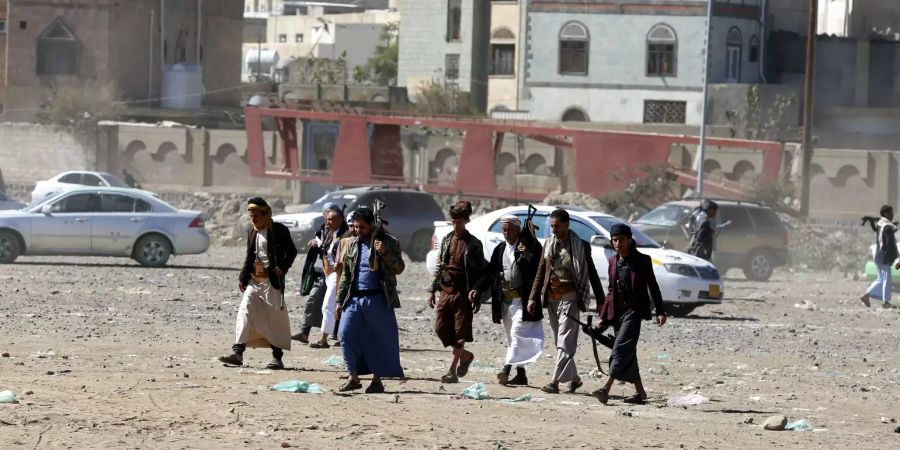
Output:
[265, 359, 284, 370]
[567, 377, 583, 394]
[623, 393, 647, 404]
[496, 365, 512, 385]
[507, 369, 528, 386]
[291, 332, 309, 343]
[456, 351, 474, 377]
[218, 353, 243, 366]
[365, 380, 385, 394]
[338, 380, 362, 392]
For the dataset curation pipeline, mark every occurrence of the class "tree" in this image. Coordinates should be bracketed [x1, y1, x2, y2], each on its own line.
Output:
[414, 79, 476, 115]
[353, 22, 398, 86]
[37, 80, 123, 132]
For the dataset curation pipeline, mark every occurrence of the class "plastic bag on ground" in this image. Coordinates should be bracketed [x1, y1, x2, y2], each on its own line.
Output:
[461, 383, 489, 400]
[271, 380, 327, 394]
[322, 355, 345, 368]
[499, 394, 532, 403]
[785, 419, 813, 431]
[0, 390, 17, 404]
[667, 392, 709, 406]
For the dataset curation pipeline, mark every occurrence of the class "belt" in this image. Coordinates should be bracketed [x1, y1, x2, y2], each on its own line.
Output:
[549, 279, 576, 301]
[501, 287, 520, 303]
[351, 288, 384, 297]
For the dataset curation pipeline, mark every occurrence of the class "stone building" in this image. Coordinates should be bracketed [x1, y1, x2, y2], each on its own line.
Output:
[397, 0, 491, 112]
[1, 0, 244, 122]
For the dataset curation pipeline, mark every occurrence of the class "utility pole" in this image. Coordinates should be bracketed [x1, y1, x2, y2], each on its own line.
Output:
[697, 0, 713, 197]
[799, 0, 818, 217]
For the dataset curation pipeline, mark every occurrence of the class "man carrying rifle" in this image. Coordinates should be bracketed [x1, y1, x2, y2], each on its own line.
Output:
[292, 202, 341, 344]
[860, 206, 900, 308]
[335, 207, 405, 393]
[470, 213, 543, 386]
[590, 223, 667, 405]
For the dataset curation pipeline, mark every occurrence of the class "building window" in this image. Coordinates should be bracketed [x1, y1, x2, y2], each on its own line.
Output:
[647, 24, 677, 77]
[643, 100, 686, 124]
[561, 108, 588, 122]
[445, 54, 460, 80]
[36, 19, 79, 76]
[0, 20, 6, 34]
[749, 35, 759, 63]
[19, 21, 27, 30]
[559, 22, 588, 75]
[447, 0, 462, 42]
[726, 27, 742, 82]
[490, 44, 515, 76]
[278, 34, 287, 43]
[295, 33, 304, 43]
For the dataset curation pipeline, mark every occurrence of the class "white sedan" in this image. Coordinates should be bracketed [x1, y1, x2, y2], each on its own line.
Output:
[426, 205, 724, 315]
[30, 171, 155, 205]
[0, 186, 209, 267]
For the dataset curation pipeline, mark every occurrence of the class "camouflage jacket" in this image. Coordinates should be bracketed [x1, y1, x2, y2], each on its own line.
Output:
[337, 231, 405, 309]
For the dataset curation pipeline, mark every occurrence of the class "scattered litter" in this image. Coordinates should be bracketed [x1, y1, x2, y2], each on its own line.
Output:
[239, 368, 273, 375]
[785, 419, 813, 431]
[656, 353, 671, 360]
[559, 401, 582, 406]
[270, 380, 327, 394]
[322, 355, 345, 368]
[0, 390, 17, 404]
[748, 396, 762, 402]
[461, 383, 488, 400]
[499, 394, 533, 403]
[668, 392, 709, 407]
[793, 300, 817, 311]
[880, 416, 895, 424]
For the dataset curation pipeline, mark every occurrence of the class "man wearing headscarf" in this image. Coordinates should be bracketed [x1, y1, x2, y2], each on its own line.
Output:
[294, 202, 342, 343]
[589, 223, 666, 405]
[335, 207, 405, 393]
[310, 206, 350, 348]
[428, 200, 487, 384]
[220, 197, 298, 370]
[860, 205, 900, 308]
[471, 214, 544, 386]
[529, 209, 603, 394]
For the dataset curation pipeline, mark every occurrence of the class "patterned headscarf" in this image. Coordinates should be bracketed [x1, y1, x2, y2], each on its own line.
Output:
[247, 198, 273, 232]
[500, 214, 521, 227]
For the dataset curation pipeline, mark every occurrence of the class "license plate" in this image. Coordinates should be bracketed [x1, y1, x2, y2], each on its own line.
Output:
[709, 284, 721, 298]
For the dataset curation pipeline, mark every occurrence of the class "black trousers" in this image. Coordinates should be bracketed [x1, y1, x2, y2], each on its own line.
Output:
[608, 308, 641, 383]
[300, 275, 327, 334]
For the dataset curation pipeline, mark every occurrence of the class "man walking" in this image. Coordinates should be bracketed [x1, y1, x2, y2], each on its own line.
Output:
[590, 224, 667, 405]
[428, 200, 486, 384]
[529, 209, 603, 394]
[310, 207, 350, 348]
[471, 215, 543, 386]
[220, 198, 298, 370]
[687, 200, 724, 262]
[336, 207, 405, 393]
[293, 203, 341, 343]
[861, 205, 900, 308]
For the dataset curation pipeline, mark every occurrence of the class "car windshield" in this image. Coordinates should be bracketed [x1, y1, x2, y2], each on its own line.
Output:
[305, 192, 359, 213]
[99, 173, 130, 188]
[591, 216, 660, 248]
[635, 204, 692, 227]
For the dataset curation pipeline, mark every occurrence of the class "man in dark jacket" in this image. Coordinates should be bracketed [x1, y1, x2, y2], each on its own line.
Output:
[470, 214, 544, 386]
[293, 202, 341, 343]
[220, 197, 298, 370]
[590, 223, 667, 405]
[428, 200, 487, 384]
[861, 205, 900, 308]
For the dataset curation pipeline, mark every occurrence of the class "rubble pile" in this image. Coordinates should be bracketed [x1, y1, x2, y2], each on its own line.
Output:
[541, 191, 606, 212]
[167, 192, 288, 246]
[785, 219, 872, 275]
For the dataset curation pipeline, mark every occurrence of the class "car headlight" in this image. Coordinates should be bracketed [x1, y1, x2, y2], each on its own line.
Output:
[664, 263, 699, 278]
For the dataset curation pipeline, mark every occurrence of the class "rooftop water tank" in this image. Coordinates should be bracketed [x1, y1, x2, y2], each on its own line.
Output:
[162, 63, 204, 109]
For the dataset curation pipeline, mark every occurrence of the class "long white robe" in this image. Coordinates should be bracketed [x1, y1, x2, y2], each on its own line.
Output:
[500, 244, 543, 366]
[320, 237, 340, 335]
[234, 232, 292, 350]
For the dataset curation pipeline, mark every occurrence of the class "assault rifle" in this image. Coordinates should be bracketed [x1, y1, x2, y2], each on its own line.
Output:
[370, 200, 388, 272]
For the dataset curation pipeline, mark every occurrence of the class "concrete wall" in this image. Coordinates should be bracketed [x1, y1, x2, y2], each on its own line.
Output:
[768, 0, 809, 35]
[0, 124, 95, 184]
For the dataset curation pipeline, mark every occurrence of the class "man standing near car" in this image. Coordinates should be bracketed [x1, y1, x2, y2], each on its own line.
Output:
[470, 215, 544, 386]
[688, 200, 719, 262]
[529, 209, 603, 394]
[220, 197, 298, 370]
[590, 223, 667, 405]
[310, 207, 350, 348]
[860, 205, 900, 308]
[428, 200, 486, 384]
[293, 202, 341, 344]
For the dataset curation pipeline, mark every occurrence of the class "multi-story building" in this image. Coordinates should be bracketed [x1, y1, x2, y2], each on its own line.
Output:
[486, 0, 523, 112]
[398, 0, 491, 112]
[522, 0, 764, 125]
[818, 0, 900, 40]
[2, 0, 244, 122]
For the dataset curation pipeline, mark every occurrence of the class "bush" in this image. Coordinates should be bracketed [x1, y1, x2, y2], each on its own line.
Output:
[37, 80, 123, 132]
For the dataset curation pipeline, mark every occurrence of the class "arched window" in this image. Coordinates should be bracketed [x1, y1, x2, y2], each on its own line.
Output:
[559, 21, 588, 75]
[490, 27, 516, 76]
[561, 108, 589, 122]
[726, 27, 742, 82]
[491, 27, 515, 41]
[37, 19, 79, 75]
[647, 24, 676, 77]
[749, 35, 760, 63]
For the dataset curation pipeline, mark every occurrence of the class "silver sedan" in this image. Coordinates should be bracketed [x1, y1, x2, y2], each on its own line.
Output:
[0, 187, 209, 267]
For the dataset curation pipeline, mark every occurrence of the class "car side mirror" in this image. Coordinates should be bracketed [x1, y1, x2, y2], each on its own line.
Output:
[40, 205, 53, 215]
[591, 235, 612, 248]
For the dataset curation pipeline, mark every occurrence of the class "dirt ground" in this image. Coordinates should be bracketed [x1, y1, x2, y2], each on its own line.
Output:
[1, 246, 899, 449]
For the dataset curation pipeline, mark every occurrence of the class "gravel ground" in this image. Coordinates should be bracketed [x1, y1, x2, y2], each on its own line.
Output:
[1, 246, 899, 449]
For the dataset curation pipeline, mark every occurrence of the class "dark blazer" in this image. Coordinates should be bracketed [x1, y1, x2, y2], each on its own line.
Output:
[473, 239, 544, 324]
[239, 222, 298, 291]
[529, 237, 604, 313]
[600, 251, 666, 322]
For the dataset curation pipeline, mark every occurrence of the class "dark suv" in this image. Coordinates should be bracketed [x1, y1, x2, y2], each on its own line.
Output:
[634, 200, 790, 281]
[273, 186, 445, 261]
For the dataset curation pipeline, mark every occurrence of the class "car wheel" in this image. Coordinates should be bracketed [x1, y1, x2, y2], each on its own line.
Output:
[743, 250, 774, 281]
[666, 303, 699, 317]
[407, 230, 432, 262]
[0, 230, 22, 264]
[133, 234, 172, 267]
